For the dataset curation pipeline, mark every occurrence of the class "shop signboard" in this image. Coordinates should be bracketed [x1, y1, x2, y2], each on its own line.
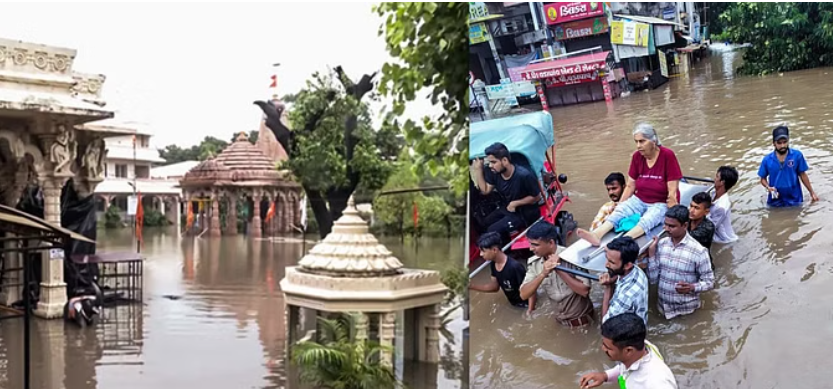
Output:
[553, 16, 609, 41]
[610, 20, 649, 47]
[544, 2, 605, 25]
[470, 22, 489, 44]
[469, 2, 490, 21]
[519, 60, 606, 81]
[500, 78, 519, 106]
[544, 70, 601, 87]
[658, 50, 669, 78]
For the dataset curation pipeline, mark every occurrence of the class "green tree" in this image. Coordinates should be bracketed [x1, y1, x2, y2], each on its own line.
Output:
[275, 68, 398, 238]
[292, 315, 401, 389]
[374, 158, 452, 237]
[720, 2, 833, 75]
[374, 2, 469, 193]
[158, 136, 230, 164]
[104, 204, 122, 229]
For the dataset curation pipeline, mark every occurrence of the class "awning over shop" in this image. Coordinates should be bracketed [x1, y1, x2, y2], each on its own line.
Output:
[612, 14, 684, 28]
[512, 51, 610, 81]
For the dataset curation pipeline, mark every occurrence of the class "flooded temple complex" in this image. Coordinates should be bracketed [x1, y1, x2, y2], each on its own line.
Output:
[0, 37, 119, 317]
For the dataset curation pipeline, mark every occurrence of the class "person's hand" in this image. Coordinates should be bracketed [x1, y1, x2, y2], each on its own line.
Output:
[675, 282, 695, 294]
[811, 192, 820, 202]
[579, 372, 607, 389]
[471, 157, 484, 171]
[599, 273, 617, 286]
[543, 254, 560, 274]
[647, 236, 659, 258]
[506, 202, 517, 212]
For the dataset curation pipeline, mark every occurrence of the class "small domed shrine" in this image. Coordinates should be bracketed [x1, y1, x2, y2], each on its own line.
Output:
[179, 132, 301, 237]
[281, 197, 447, 367]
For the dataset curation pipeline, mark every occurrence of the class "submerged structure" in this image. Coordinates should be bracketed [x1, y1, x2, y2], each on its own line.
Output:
[281, 197, 447, 367]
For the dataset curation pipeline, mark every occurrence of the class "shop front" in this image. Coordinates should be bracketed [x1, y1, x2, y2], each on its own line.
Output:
[510, 50, 619, 108]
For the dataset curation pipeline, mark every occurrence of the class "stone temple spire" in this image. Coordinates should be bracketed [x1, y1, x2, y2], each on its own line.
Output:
[297, 196, 403, 277]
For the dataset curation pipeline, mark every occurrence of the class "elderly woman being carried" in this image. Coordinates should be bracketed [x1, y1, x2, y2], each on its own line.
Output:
[577, 123, 683, 247]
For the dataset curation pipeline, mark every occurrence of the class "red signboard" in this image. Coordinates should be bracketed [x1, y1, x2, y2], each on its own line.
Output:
[520, 60, 606, 81]
[553, 17, 609, 41]
[544, 71, 601, 87]
[544, 2, 605, 25]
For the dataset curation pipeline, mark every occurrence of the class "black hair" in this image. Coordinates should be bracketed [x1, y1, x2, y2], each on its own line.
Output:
[606, 236, 639, 265]
[604, 172, 626, 187]
[526, 221, 557, 243]
[601, 313, 646, 351]
[690, 192, 712, 208]
[665, 204, 689, 225]
[717, 165, 739, 191]
[485, 142, 511, 163]
[477, 232, 502, 250]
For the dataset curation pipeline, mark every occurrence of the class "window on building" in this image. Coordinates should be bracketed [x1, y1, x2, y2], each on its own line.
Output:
[115, 164, 128, 178]
[135, 165, 150, 179]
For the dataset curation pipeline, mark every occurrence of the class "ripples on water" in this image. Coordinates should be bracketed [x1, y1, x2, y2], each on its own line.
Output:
[0, 229, 463, 389]
[471, 47, 833, 388]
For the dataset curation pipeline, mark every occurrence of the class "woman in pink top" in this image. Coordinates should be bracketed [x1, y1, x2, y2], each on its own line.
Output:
[579, 123, 683, 247]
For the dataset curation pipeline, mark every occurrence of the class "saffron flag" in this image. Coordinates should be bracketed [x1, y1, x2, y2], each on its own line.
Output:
[135, 192, 144, 244]
[413, 200, 419, 230]
[186, 202, 195, 230]
[270, 75, 278, 88]
[265, 201, 276, 223]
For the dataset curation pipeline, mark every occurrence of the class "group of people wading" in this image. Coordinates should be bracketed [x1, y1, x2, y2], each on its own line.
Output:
[469, 123, 819, 388]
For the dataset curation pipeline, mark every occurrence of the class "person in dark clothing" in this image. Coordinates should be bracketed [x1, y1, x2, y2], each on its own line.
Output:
[469, 232, 528, 308]
[471, 142, 542, 244]
[688, 192, 715, 260]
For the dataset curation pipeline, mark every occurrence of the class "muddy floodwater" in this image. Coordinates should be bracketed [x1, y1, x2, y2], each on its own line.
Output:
[470, 45, 833, 388]
[0, 228, 464, 389]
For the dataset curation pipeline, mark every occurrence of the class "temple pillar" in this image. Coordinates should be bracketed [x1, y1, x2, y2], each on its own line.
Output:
[293, 192, 302, 231]
[379, 312, 396, 366]
[159, 198, 166, 216]
[354, 312, 369, 341]
[251, 193, 262, 238]
[420, 303, 441, 363]
[0, 237, 21, 306]
[210, 192, 221, 237]
[176, 197, 182, 237]
[226, 194, 238, 235]
[35, 174, 69, 319]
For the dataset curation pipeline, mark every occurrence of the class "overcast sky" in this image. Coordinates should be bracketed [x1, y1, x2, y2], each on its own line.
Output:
[1, 2, 433, 149]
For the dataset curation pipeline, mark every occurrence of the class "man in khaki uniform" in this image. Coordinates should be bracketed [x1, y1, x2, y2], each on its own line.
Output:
[519, 221, 595, 327]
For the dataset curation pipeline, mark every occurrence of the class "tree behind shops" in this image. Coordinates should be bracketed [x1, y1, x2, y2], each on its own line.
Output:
[719, 2, 833, 75]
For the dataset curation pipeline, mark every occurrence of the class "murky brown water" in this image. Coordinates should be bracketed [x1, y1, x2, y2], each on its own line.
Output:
[0, 228, 464, 389]
[470, 45, 833, 388]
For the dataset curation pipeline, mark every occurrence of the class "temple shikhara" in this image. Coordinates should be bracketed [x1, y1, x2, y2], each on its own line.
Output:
[179, 131, 302, 238]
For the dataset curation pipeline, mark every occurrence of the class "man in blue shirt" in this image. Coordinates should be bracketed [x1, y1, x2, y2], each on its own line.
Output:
[758, 126, 819, 207]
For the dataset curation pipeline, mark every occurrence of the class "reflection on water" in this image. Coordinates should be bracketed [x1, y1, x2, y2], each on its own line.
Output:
[0, 228, 463, 389]
[470, 48, 833, 388]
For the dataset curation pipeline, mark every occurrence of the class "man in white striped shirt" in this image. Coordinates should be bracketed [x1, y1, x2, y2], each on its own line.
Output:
[645, 205, 715, 320]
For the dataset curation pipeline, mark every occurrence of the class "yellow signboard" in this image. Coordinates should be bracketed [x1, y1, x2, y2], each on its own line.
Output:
[470, 22, 489, 44]
[610, 20, 649, 47]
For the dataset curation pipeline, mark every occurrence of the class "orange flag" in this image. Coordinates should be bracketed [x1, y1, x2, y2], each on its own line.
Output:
[413, 200, 419, 230]
[186, 201, 195, 230]
[265, 201, 276, 223]
[135, 192, 144, 244]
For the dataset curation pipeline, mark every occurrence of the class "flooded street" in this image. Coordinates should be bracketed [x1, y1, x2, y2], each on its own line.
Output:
[0, 228, 464, 389]
[470, 45, 833, 388]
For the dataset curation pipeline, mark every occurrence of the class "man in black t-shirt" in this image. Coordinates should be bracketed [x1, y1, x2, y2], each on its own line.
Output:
[469, 232, 528, 308]
[472, 142, 542, 244]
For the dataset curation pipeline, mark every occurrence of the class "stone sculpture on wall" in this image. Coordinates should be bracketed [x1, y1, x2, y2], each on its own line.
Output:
[50, 124, 76, 175]
[82, 138, 106, 179]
